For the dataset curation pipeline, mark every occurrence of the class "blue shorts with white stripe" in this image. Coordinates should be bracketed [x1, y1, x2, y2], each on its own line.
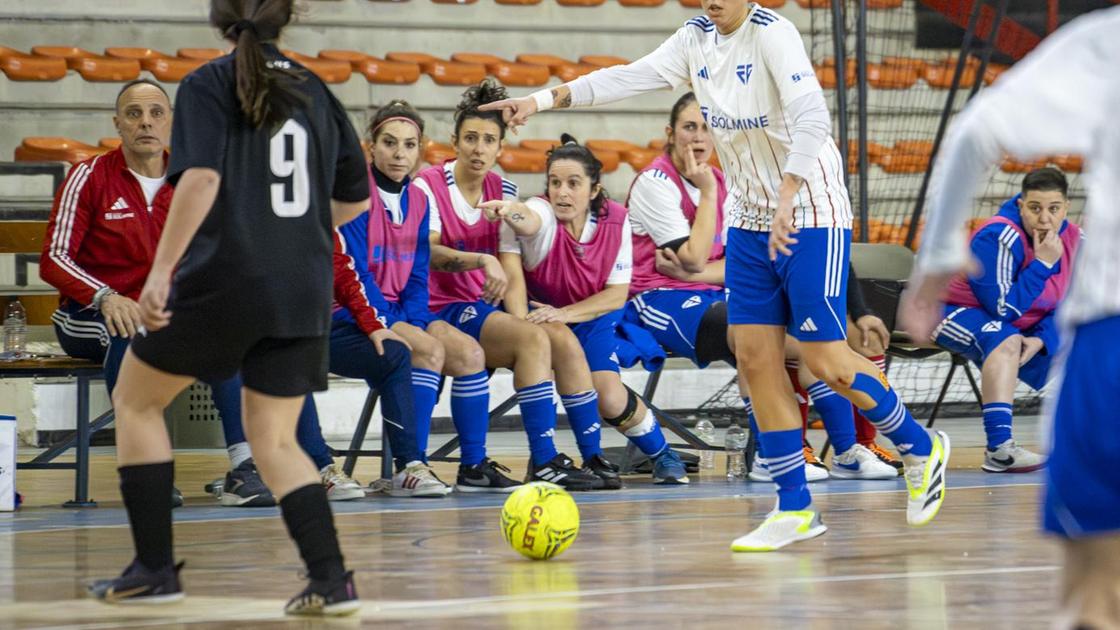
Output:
[627, 288, 725, 367]
[725, 227, 850, 342]
[934, 305, 1053, 390]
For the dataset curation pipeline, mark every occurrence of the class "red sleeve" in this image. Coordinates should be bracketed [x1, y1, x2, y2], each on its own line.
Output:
[39, 160, 107, 305]
[333, 230, 384, 334]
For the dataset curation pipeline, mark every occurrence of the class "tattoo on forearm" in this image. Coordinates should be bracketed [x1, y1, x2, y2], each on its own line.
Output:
[438, 258, 467, 272]
[552, 88, 572, 109]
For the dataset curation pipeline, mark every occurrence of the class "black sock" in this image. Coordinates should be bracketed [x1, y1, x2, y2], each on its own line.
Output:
[119, 461, 175, 571]
[280, 483, 346, 582]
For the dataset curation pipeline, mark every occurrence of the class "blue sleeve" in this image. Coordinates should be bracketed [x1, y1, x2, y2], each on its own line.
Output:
[337, 213, 393, 316]
[400, 202, 432, 325]
[966, 225, 1058, 322]
[1030, 312, 1060, 354]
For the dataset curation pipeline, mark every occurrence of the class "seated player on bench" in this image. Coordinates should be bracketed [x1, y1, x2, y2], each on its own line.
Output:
[934, 167, 1081, 472]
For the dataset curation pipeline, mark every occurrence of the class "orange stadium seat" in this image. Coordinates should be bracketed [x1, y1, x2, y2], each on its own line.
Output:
[677, 0, 701, 6]
[177, 48, 224, 61]
[1000, 156, 1048, 173]
[867, 63, 918, 89]
[99, 137, 122, 150]
[32, 46, 139, 82]
[814, 59, 856, 89]
[795, 0, 830, 7]
[876, 150, 929, 174]
[318, 50, 421, 84]
[519, 139, 563, 153]
[588, 148, 620, 173]
[386, 52, 486, 86]
[623, 147, 661, 170]
[424, 141, 457, 166]
[15, 137, 102, 163]
[514, 54, 595, 82]
[0, 46, 66, 81]
[618, 0, 665, 6]
[922, 61, 979, 89]
[983, 62, 1009, 85]
[867, 0, 903, 7]
[882, 56, 928, 75]
[647, 139, 667, 151]
[586, 139, 641, 154]
[892, 140, 933, 158]
[451, 53, 550, 86]
[281, 50, 352, 83]
[579, 55, 629, 68]
[557, 0, 607, 6]
[755, 0, 786, 6]
[1051, 155, 1083, 173]
[104, 48, 204, 82]
[432, 0, 478, 3]
[498, 147, 548, 173]
[496, 0, 543, 4]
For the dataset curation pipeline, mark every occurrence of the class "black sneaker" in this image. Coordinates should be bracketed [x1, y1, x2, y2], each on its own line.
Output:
[220, 458, 276, 507]
[456, 458, 522, 494]
[88, 559, 185, 604]
[284, 570, 361, 617]
[526, 453, 600, 492]
[171, 486, 184, 509]
[582, 453, 622, 490]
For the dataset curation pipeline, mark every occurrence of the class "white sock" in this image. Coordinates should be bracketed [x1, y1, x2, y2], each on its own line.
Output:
[227, 441, 252, 468]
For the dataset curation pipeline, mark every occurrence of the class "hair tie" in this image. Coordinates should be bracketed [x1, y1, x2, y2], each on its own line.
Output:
[228, 19, 258, 39]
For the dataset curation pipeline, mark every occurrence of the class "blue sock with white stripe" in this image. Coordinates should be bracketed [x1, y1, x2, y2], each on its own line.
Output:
[982, 402, 1014, 450]
[743, 397, 765, 458]
[410, 368, 441, 459]
[451, 371, 490, 466]
[807, 381, 857, 455]
[758, 429, 811, 511]
[624, 409, 668, 458]
[560, 390, 602, 459]
[850, 372, 932, 457]
[517, 381, 559, 466]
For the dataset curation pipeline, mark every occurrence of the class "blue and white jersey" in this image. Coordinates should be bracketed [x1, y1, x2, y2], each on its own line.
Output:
[643, 7, 851, 231]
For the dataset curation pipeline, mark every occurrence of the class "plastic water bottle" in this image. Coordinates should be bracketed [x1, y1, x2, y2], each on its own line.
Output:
[694, 418, 716, 470]
[3, 300, 27, 357]
[725, 423, 748, 481]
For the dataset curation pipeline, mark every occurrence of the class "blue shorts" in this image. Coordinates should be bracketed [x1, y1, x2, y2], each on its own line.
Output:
[1044, 316, 1120, 538]
[725, 227, 850, 342]
[935, 306, 1052, 390]
[628, 288, 725, 367]
[569, 309, 624, 374]
[434, 300, 503, 341]
[375, 301, 435, 330]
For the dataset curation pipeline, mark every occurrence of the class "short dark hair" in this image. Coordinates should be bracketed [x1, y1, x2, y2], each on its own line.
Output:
[115, 78, 170, 112]
[546, 133, 609, 218]
[1022, 166, 1068, 198]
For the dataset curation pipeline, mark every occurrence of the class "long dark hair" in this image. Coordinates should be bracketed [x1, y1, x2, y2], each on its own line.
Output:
[454, 79, 509, 140]
[210, 0, 307, 128]
[546, 134, 609, 218]
[367, 99, 426, 145]
[665, 91, 698, 153]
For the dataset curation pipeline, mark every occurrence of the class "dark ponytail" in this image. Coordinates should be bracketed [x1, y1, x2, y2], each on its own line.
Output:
[454, 79, 510, 140]
[666, 91, 698, 153]
[546, 134, 609, 219]
[210, 0, 307, 128]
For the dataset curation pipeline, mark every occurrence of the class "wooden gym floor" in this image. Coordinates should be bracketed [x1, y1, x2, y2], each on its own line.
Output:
[0, 418, 1060, 629]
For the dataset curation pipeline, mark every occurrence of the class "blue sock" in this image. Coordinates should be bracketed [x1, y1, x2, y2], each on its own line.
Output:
[517, 381, 559, 466]
[410, 368, 440, 457]
[560, 390, 603, 459]
[743, 397, 765, 459]
[295, 395, 335, 470]
[850, 372, 932, 457]
[807, 381, 857, 454]
[982, 402, 1013, 450]
[451, 371, 490, 466]
[623, 409, 668, 458]
[758, 428, 811, 511]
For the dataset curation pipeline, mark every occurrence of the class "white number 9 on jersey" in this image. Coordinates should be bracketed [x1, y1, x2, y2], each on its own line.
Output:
[269, 119, 310, 217]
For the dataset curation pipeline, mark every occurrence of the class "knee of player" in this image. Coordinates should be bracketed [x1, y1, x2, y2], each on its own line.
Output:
[545, 324, 582, 361]
[987, 334, 1024, 363]
[595, 384, 630, 419]
[517, 323, 551, 354]
[802, 353, 857, 390]
[410, 335, 445, 371]
[602, 387, 643, 431]
[445, 339, 485, 375]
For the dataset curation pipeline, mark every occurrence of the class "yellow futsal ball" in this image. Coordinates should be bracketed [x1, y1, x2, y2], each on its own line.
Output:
[500, 482, 580, 560]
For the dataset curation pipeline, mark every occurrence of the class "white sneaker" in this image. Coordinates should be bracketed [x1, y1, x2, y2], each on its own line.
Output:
[902, 430, 951, 527]
[730, 507, 828, 552]
[748, 453, 829, 483]
[390, 461, 453, 497]
[830, 444, 900, 480]
[981, 439, 1045, 473]
[320, 464, 365, 502]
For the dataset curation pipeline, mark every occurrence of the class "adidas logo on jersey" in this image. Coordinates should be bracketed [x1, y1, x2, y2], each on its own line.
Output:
[682, 296, 703, 309]
[799, 317, 819, 333]
[981, 321, 1003, 333]
[736, 63, 753, 85]
[697, 66, 709, 80]
[110, 197, 129, 211]
[459, 306, 478, 324]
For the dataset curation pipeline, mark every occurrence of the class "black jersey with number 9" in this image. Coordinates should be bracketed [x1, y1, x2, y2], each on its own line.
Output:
[166, 44, 369, 338]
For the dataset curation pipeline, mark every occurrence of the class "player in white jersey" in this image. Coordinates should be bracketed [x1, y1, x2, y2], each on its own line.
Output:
[902, 7, 1120, 627]
[484, 0, 949, 551]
